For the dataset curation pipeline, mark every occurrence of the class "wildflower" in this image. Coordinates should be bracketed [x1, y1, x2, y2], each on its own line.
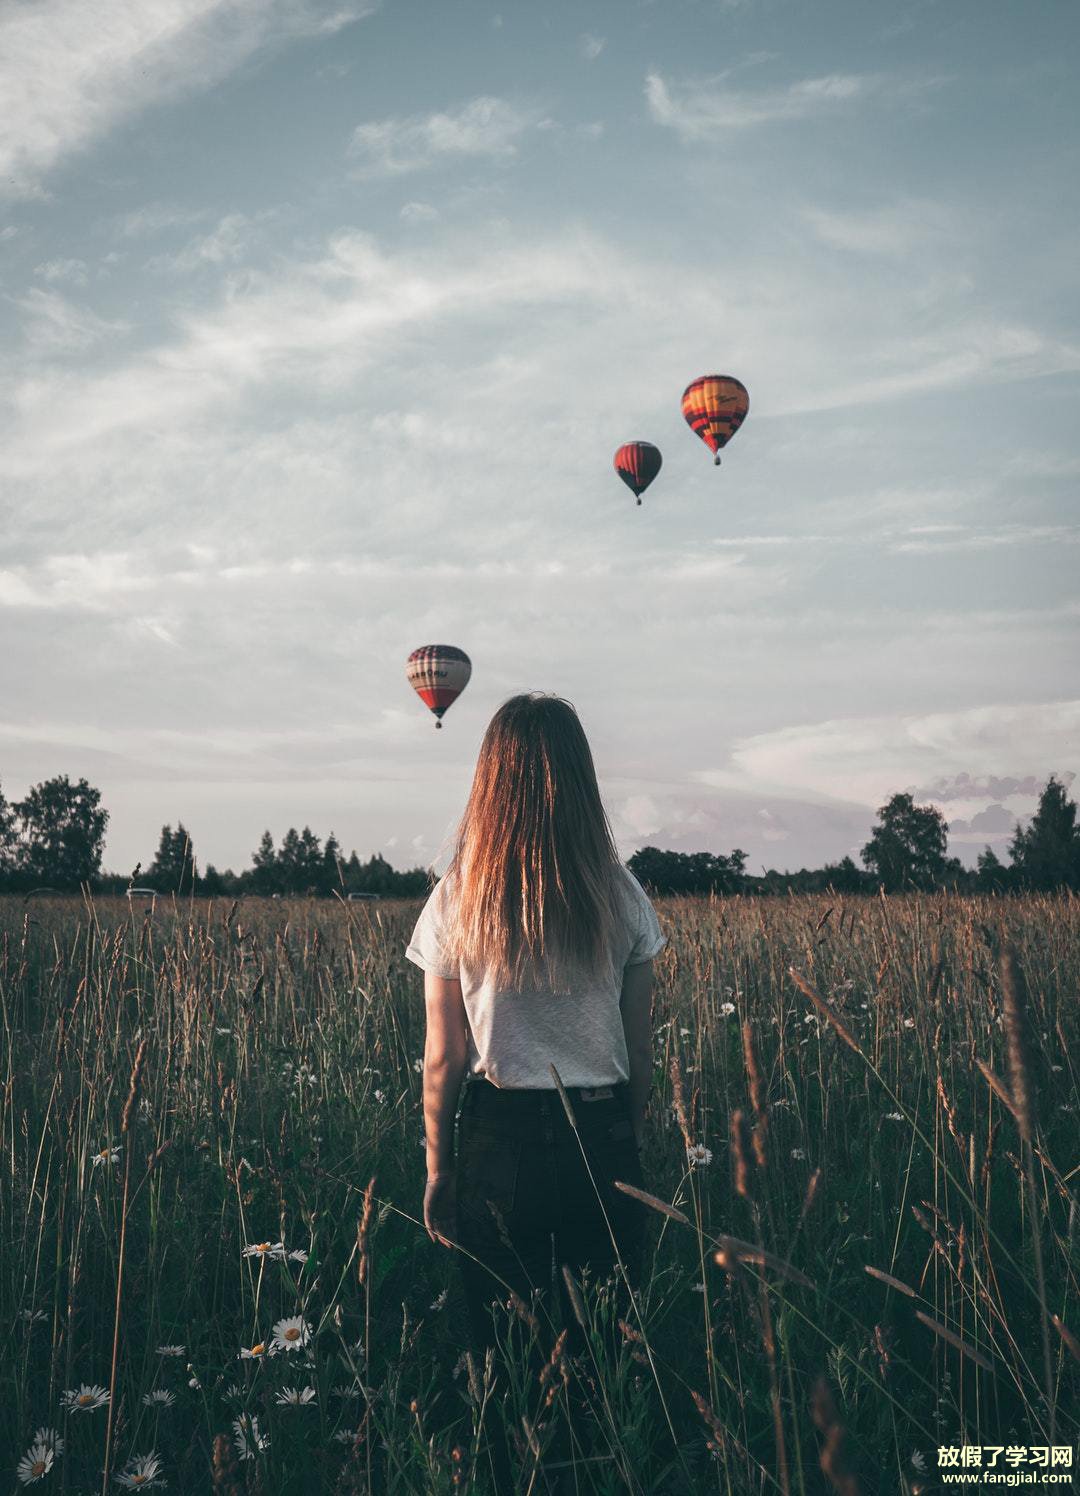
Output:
[288, 1248, 309, 1264]
[691, 1282, 706, 1294]
[686, 1143, 713, 1167]
[790, 1148, 807, 1161]
[115, 1452, 165, 1487]
[62, 1383, 110, 1412]
[142, 1390, 175, 1407]
[271, 1315, 310, 1353]
[373, 1089, 385, 1103]
[679, 1027, 691, 1037]
[31, 1430, 63, 1454]
[242, 1241, 285, 1261]
[885, 1111, 904, 1122]
[718, 1002, 736, 1017]
[240, 1342, 273, 1360]
[275, 1386, 316, 1405]
[19, 1309, 47, 1326]
[222, 1383, 245, 1401]
[16, 1442, 55, 1484]
[187, 1372, 201, 1390]
[902, 1018, 915, 1029]
[216, 1027, 233, 1036]
[156, 1344, 185, 1356]
[333, 1428, 359, 1444]
[910, 1451, 927, 1472]
[331, 1382, 363, 1399]
[232, 1414, 269, 1460]
[429, 1288, 448, 1312]
[92, 1147, 122, 1168]
[413, 1058, 424, 1074]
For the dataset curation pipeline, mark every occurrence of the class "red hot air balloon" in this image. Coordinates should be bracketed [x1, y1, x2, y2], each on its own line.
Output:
[614, 441, 663, 505]
[681, 375, 749, 465]
[406, 645, 472, 729]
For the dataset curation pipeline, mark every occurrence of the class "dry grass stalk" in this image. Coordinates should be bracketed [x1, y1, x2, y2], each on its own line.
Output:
[714, 1235, 815, 1290]
[1050, 1314, 1080, 1364]
[560, 1264, 588, 1330]
[669, 1053, 693, 1152]
[1000, 946, 1034, 1143]
[612, 1179, 691, 1227]
[120, 1036, 149, 1134]
[357, 1176, 375, 1287]
[741, 1020, 769, 1168]
[788, 969, 863, 1056]
[691, 1388, 727, 1455]
[863, 1264, 917, 1298]
[810, 1377, 862, 1496]
[914, 1310, 995, 1372]
[730, 1108, 752, 1200]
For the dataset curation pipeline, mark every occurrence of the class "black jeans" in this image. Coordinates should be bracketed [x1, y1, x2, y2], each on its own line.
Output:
[454, 1077, 647, 1491]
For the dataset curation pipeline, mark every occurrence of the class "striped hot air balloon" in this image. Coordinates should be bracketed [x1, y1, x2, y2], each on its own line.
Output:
[406, 645, 472, 729]
[614, 441, 663, 505]
[681, 375, 749, 465]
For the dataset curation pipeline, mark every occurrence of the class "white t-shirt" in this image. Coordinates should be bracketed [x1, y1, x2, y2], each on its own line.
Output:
[405, 865, 666, 1089]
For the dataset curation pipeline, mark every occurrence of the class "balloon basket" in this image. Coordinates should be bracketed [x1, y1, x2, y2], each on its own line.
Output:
[714, 454, 722, 466]
[435, 721, 442, 729]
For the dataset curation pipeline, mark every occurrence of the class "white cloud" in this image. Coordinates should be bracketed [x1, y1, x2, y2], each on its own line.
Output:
[34, 257, 89, 285]
[645, 70, 873, 138]
[802, 200, 952, 257]
[348, 96, 537, 176]
[146, 213, 259, 273]
[16, 288, 130, 355]
[721, 700, 1080, 807]
[579, 33, 605, 62]
[400, 201, 440, 223]
[0, 0, 374, 200]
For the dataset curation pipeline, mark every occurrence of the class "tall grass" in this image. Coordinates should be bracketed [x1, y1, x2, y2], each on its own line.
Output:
[1, 892, 1077, 1492]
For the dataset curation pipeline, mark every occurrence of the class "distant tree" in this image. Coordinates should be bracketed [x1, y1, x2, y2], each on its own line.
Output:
[147, 823, 197, 894]
[1008, 775, 1079, 890]
[820, 855, 874, 894]
[251, 831, 279, 895]
[976, 845, 1011, 893]
[861, 793, 950, 892]
[277, 827, 323, 894]
[319, 833, 343, 896]
[0, 781, 18, 886]
[14, 775, 108, 889]
[627, 847, 746, 896]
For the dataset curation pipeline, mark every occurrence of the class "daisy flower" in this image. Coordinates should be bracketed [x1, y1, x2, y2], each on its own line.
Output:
[16, 1442, 54, 1484]
[373, 1089, 385, 1104]
[232, 1414, 269, 1460]
[333, 1428, 360, 1444]
[287, 1248, 309, 1264]
[222, 1383, 245, 1401]
[92, 1147, 122, 1168]
[718, 1002, 736, 1017]
[884, 1111, 904, 1122]
[239, 1342, 271, 1360]
[271, 1315, 310, 1353]
[156, 1344, 185, 1356]
[412, 1058, 423, 1073]
[790, 1148, 807, 1161]
[114, 1452, 165, 1488]
[902, 1017, 915, 1029]
[142, 1389, 175, 1407]
[686, 1143, 713, 1167]
[19, 1309, 47, 1326]
[429, 1289, 448, 1312]
[910, 1451, 927, 1473]
[242, 1241, 285, 1261]
[32, 1430, 63, 1454]
[62, 1383, 110, 1412]
[275, 1386, 316, 1405]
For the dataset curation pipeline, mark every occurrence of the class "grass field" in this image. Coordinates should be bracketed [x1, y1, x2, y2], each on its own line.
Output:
[1, 892, 1077, 1494]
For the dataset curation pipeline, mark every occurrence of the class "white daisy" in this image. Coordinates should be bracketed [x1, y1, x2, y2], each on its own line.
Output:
[92, 1147, 122, 1168]
[718, 1002, 736, 1017]
[16, 1443, 54, 1484]
[222, 1382, 245, 1401]
[679, 1027, 691, 1037]
[902, 1017, 915, 1029]
[288, 1248, 309, 1264]
[275, 1386, 316, 1405]
[242, 1241, 285, 1261]
[239, 1342, 272, 1360]
[333, 1428, 359, 1444]
[232, 1414, 269, 1460]
[61, 1383, 110, 1411]
[156, 1344, 185, 1357]
[884, 1112, 904, 1122]
[373, 1090, 385, 1103]
[271, 1315, 310, 1353]
[790, 1148, 807, 1161]
[429, 1289, 448, 1312]
[910, 1451, 927, 1472]
[691, 1282, 706, 1294]
[31, 1429, 63, 1454]
[115, 1452, 165, 1487]
[331, 1381, 363, 1400]
[412, 1058, 423, 1073]
[141, 1389, 175, 1407]
[19, 1309, 47, 1326]
[686, 1143, 713, 1167]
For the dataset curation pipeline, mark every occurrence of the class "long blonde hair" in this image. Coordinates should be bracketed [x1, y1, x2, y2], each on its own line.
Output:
[445, 694, 622, 989]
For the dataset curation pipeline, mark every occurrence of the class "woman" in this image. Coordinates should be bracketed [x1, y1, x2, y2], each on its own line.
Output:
[406, 694, 665, 1475]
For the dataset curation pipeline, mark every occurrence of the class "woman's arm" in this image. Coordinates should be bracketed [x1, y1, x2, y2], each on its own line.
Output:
[422, 972, 469, 1241]
[619, 959, 654, 1146]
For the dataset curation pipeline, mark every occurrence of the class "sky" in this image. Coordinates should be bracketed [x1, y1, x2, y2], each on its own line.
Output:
[1, 0, 1078, 877]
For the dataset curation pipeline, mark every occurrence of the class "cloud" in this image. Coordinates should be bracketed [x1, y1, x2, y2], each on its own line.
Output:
[645, 70, 874, 138]
[579, 33, 605, 62]
[719, 700, 1080, 807]
[0, 0, 374, 200]
[400, 201, 440, 223]
[802, 200, 952, 257]
[914, 771, 1075, 803]
[146, 213, 260, 274]
[16, 288, 130, 355]
[348, 96, 537, 176]
[34, 257, 89, 285]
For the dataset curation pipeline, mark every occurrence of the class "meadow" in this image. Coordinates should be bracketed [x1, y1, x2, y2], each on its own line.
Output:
[1, 892, 1077, 1494]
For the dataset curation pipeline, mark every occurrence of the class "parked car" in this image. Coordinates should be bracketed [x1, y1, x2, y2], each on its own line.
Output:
[346, 892, 380, 901]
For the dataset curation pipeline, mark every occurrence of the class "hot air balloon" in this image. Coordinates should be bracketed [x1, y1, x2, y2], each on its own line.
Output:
[614, 441, 663, 505]
[406, 645, 472, 729]
[681, 375, 749, 465]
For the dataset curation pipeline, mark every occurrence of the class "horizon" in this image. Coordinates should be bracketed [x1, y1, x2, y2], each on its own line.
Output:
[2, 0, 1077, 877]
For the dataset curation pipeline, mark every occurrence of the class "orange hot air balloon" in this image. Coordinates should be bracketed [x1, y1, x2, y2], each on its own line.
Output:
[681, 375, 749, 465]
[614, 441, 663, 505]
[406, 645, 472, 729]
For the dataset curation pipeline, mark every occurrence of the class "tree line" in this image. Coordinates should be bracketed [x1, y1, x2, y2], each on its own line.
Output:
[629, 781, 1080, 896]
[0, 774, 1077, 898]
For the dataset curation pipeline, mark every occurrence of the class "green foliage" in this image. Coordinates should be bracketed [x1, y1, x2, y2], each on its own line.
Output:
[11, 773, 109, 888]
[861, 792, 956, 891]
[1008, 775, 1080, 890]
[627, 846, 747, 895]
[147, 822, 198, 894]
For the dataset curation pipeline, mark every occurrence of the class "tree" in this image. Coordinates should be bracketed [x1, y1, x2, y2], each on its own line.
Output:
[251, 831, 279, 894]
[0, 781, 18, 885]
[14, 775, 108, 889]
[1008, 776, 1079, 890]
[861, 793, 950, 892]
[319, 833, 343, 896]
[627, 847, 747, 896]
[976, 846, 1010, 893]
[277, 827, 322, 894]
[147, 823, 197, 894]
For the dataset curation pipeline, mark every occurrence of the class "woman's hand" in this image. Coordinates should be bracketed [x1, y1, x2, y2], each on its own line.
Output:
[424, 1173, 458, 1247]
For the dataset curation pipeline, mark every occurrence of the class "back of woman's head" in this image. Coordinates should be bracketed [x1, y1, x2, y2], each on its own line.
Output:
[447, 693, 621, 989]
